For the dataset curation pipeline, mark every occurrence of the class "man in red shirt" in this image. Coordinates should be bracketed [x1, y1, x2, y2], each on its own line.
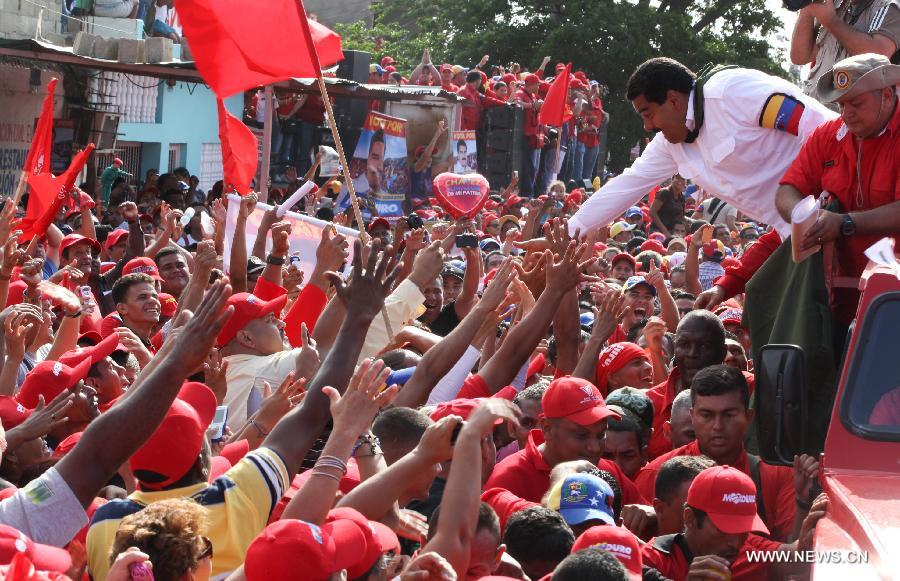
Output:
[484, 376, 646, 507]
[457, 71, 508, 132]
[776, 53, 900, 325]
[574, 98, 603, 181]
[636, 365, 817, 542]
[642, 466, 773, 581]
[515, 74, 544, 197]
[440, 64, 458, 92]
[645, 311, 728, 459]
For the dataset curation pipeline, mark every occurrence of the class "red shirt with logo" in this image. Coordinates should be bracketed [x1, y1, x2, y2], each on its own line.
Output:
[457, 85, 506, 131]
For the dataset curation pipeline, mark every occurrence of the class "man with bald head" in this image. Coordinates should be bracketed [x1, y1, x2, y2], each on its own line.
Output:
[645, 310, 727, 459]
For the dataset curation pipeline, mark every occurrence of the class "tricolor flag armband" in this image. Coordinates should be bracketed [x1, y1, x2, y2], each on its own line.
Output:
[759, 93, 805, 136]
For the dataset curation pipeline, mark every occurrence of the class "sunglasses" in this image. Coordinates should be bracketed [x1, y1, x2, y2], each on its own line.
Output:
[198, 536, 213, 560]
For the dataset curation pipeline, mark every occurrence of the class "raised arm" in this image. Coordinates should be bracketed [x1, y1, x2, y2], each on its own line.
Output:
[393, 260, 515, 408]
[685, 225, 708, 297]
[281, 359, 396, 524]
[262, 240, 400, 479]
[56, 279, 234, 507]
[229, 195, 256, 294]
[421, 400, 520, 576]
[573, 290, 627, 388]
[415, 120, 447, 173]
[173, 240, 217, 317]
[453, 247, 481, 319]
[646, 264, 679, 332]
[479, 239, 590, 392]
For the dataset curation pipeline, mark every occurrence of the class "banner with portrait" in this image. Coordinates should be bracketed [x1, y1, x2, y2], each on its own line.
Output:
[449, 130, 477, 174]
[337, 111, 409, 220]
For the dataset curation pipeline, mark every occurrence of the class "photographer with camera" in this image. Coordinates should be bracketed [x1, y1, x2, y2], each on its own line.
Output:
[789, 0, 899, 106]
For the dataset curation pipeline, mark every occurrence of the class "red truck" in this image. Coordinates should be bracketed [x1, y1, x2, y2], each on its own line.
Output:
[755, 261, 900, 580]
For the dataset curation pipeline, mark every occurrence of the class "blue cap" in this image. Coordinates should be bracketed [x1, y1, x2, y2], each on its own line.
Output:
[622, 276, 657, 296]
[550, 474, 616, 526]
[624, 206, 643, 219]
[479, 238, 502, 252]
[579, 312, 595, 327]
[386, 367, 416, 386]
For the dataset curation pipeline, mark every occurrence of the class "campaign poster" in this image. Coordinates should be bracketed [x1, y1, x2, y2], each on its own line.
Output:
[337, 111, 409, 219]
[450, 130, 477, 174]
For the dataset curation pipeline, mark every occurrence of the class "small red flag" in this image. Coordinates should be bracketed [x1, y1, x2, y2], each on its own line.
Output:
[23, 78, 57, 176]
[538, 64, 573, 127]
[177, 0, 343, 98]
[217, 100, 258, 195]
[22, 143, 95, 241]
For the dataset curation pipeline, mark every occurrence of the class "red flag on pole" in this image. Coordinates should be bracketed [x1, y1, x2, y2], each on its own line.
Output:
[176, 0, 343, 98]
[22, 143, 95, 241]
[23, 78, 57, 176]
[217, 99, 258, 195]
[538, 64, 573, 127]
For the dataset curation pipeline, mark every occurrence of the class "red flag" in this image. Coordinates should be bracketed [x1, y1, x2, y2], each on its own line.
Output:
[217, 100, 258, 195]
[538, 64, 573, 127]
[23, 77, 57, 176]
[177, 0, 343, 98]
[22, 143, 95, 241]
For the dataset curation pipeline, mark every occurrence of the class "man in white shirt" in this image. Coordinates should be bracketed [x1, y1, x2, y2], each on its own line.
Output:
[569, 58, 838, 238]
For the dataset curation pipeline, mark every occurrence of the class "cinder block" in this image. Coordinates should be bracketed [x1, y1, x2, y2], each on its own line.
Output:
[0, 14, 38, 39]
[89, 16, 142, 40]
[178, 39, 191, 62]
[73, 31, 96, 56]
[91, 36, 118, 60]
[117, 38, 143, 63]
[145, 36, 172, 63]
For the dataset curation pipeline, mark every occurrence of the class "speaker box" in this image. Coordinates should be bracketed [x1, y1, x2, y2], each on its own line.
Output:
[331, 50, 371, 148]
[483, 106, 523, 131]
[336, 50, 371, 83]
[486, 130, 516, 152]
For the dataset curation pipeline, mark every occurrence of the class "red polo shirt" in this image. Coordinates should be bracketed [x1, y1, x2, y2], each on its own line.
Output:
[779, 101, 900, 323]
[484, 430, 647, 506]
[515, 88, 541, 142]
[642, 533, 776, 580]
[644, 368, 755, 461]
[634, 440, 796, 542]
[577, 110, 602, 147]
[457, 84, 506, 131]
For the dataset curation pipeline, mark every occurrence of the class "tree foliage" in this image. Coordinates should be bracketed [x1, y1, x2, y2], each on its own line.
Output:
[340, 0, 786, 170]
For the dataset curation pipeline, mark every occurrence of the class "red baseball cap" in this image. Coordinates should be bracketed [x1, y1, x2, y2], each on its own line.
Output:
[52, 431, 83, 459]
[113, 157, 124, 165]
[611, 253, 637, 270]
[123, 257, 163, 281]
[541, 377, 620, 426]
[686, 466, 769, 535]
[718, 308, 744, 327]
[572, 526, 642, 581]
[245, 518, 367, 581]
[105, 229, 128, 251]
[59, 233, 100, 256]
[0, 396, 31, 429]
[368, 217, 390, 233]
[640, 239, 666, 255]
[77, 330, 103, 346]
[326, 507, 386, 578]
[129, 382, 216, 489]
[0, 524, 71, 573]
[430, 398, 504, 424]
[17, 358, 92, 409]
[158, 292, 178, 318]
[380, 56, 395, 67]
[216, 292, 287, 348]
[58, 331, 124, 368]
[524, 73, 540, 85]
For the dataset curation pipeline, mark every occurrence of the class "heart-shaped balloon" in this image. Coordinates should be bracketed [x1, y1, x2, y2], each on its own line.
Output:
[432, 173, 490, 219]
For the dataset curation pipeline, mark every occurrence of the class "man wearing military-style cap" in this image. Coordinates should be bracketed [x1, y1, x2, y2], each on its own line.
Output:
[777, 53, 900, 324]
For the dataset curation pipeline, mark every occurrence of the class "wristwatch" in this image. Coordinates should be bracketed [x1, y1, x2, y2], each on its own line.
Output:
[840, 214, 856, 237]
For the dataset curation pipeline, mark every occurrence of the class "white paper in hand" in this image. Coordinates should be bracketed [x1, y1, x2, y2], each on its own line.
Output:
[790, 194, 821, 263]
[317, 146, 341, 177]
[864, 237, 900, 279]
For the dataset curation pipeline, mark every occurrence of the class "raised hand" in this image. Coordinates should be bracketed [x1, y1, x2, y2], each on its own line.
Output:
[793, 454, 819, 503]
[115, 327, 153, 367]
[592, 290, 628, 341]
[323, 358, 397, 438]
[0, 202, 21, 246]
[210, 198, 227, 225]
[36, 280, 81, 316]
[170, 278, 234, 372]
[642, 316, 667, 349]
[194, 240, 218, 275]
[19, 258, 43, 288]
[479, 258, 517, 311]
[400, 552, 457, 581]
[256, 371, 307, 431]
[271, 221, 292, 256]
[515, 251, 547, 297]
[3, 311, 33, 362]
[544, 240, 592, 294]
[407, 240, 444, 291]
[327, 239, 400, 320]
[237, 192, 258, 221]
[0, 232, 25, 277]
[119, 201, 138, 222]
[202, 349, 229, 404]
[414, 415, 461, 465]
[315, 225, 349, 274]
[11, 391, 74, 441]
[463, 398, 520, 439]
[295, 323, 320, 380]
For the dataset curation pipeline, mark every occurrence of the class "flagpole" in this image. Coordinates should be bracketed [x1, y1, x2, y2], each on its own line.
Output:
[552, 126, 562, 181]
[259, 85, 274, 203]
[11, 170, 28, 206]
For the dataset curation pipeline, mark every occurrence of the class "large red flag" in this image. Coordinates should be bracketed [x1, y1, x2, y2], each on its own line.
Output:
[177, 0, 343, 98]
[217, 100, 258, 195]
[22, 143, 95, 241]
[23, 77, 57, 176]
[538, 64, 573, 127]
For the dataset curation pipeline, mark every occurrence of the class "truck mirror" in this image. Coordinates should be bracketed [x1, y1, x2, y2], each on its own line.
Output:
[755, 345, 808, 465]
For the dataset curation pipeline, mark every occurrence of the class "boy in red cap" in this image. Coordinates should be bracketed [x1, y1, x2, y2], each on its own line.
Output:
[484, 376, 646, 506]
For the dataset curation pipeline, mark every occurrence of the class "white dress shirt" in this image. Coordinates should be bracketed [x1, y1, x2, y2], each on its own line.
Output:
[569, 68, 839, 237]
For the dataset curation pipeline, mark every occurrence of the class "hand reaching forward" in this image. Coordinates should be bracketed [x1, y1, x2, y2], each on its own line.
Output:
[544, 240, 592, 294]
[324, 357, 397, 439]
[171, 278, 234, 372]
[327, 239, 400, 320]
